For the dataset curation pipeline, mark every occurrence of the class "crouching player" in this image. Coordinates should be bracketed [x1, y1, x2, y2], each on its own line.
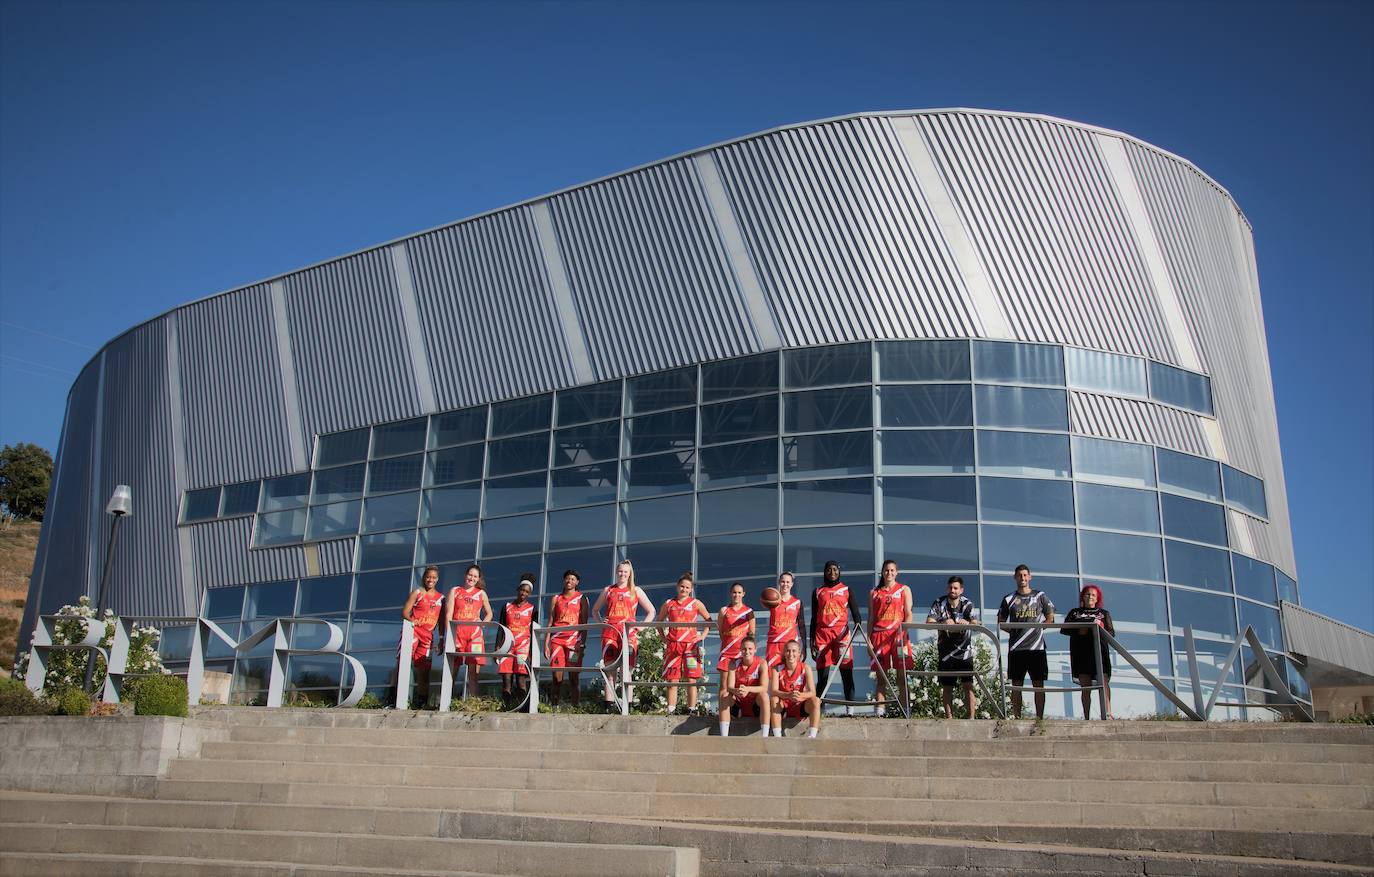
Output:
[719, 636, 769, 737]
[770, 640, 821, 738]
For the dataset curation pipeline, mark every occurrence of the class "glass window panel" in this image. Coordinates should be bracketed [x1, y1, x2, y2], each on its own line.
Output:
[306, 500, 361, 541]
[1149, 362, 1214, 415]
[220, 481, 261, 517]
[877, 340, 970, 382]
[358, 530, 416, 571]
[620, 540, 693, 587]
[879, 430, 974, 475]
[783, 433, 872, 479]
[1165, 540, 1233, 592]
[906, 574, 981, 615]
[183, 487, 220, 522]
[1161, 494, 1227, 546]
[312, 464, 366, 504]
[422, 483, 481, 524]
[157, 625, 195, 663]
[1080, 531, 1163, 582]
[628, 367, 696, 414]
[261, 473, 311, 512]
[882, 524, 978, 570]
[1232, 554, 1277, 604]
[625, 451, 695, 498]
[241, 580, 295, 620]
[702, 353, 778, 401]
[547, 504, 615, 552]
[784, 386, 872, 433]
[316, 428, 370, 467]
[1239, 602, 1283, 652]
[972, 341, 1064, 385]
[297, 574, 351, 615]
[556, 380, 621, 427]
[491, 394, 552, 437]
[1222, 465, 1268, 518]
[624, 408, 696, 457]
[1071, 437, 1155, 489]
[784, 343, 870, 388]
[287, 654, 342, 690]
[881, 476, 976, 521]
[698, 440, 776, 488]
[290, 616, 341, 652]
[1075, 482, 1159, 534]
[783, 477, 873, 526]
[782, 525, 874, 574]
[977, 430, 1070, 479]
[697, 531, 778, 581]
[880, 384, 971, 428]
[1157, 449, 1221, 501]
[202, 586, 245, 621]
[480, 513, 544, 557]
[1065, 348, 1147, 397]
[477, 555, 541, 595]
[697, 484, 779, 534]
[368, 455, 423, 494]
[546, 546, 615, 590]
[372, 418, 427, 458]
[700, 395, 778, 445]
[232, 656, 271, 694]
[1276, 570, 1298, 604]
[1093, 580, 1169, 633]
[974, 385, 1068, 431]
[621, 494, 694, 544]
[348, 611, 404, 651]
[550, 464, 617, 508]
[428, 444, 485, 486]
[487, 433, 550, 477]
[430, 406, 487, 448]
[1168, 588, 1237, 640]
[362, 492, 420, 533]
[418, 521, 478, 565]
[254, 508, 306, 547]
[981, 525, 1078, 574]
[553, 420, 620, 467]
[979, 477, 1074, 525]
[353, 568, 412, 611]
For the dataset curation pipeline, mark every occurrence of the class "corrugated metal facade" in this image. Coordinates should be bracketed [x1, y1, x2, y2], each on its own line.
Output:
[29, 109, 1298, 625]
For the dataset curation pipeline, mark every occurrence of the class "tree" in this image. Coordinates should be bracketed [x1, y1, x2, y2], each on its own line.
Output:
[0, 443, 52, 520]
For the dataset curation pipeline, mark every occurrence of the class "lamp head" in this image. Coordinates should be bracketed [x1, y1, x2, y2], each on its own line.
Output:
[106, 484, 132, 517]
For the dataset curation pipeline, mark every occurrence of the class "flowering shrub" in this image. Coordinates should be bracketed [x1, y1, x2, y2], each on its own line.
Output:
[12, 596, 166, 696]
[879, 639, 1004, 719]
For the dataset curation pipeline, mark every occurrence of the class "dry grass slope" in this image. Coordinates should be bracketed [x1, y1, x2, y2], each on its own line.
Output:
[0, 519, 40, 672]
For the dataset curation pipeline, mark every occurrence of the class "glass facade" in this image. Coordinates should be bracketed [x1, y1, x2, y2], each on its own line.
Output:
[178, 340, 1294, 717]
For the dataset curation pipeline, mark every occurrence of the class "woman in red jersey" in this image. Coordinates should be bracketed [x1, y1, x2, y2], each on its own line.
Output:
[720, 635, 770, 737]
[545, 568, 589, 708]
[715, 582, 756, 712]
[868, 560, 914, 711]
[657, 573, 712, 714]
[764, 572, 806, 668]
[444, 564, 493, 678]
[498, 575, 538, 710]
[770, 640, 820, 738]
[396, 565, 444, 707]
[592, 559, 656, 708]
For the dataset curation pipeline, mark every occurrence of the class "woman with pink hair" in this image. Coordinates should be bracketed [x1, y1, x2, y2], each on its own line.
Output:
[1062, 584, 1115, 719]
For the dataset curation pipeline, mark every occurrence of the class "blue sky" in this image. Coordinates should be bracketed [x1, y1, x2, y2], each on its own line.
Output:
[1, 1, 1370, 631]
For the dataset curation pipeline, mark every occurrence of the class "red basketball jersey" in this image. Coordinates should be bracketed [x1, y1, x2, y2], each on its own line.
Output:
[815, 583, 851, 633]
[550, 592, 584, 646]
[719, 604, 754, 655]
[734, 655, 765, 688]
[664, 596, 700, 643]
[767, 595, 802, 645]
[411, 589, 443, 632]
[777, 662, 807, 694]
[503, 601, 535, 636]
[870, 584, 910, 632]
[604, 586, 639, 624]
[450, 586, 484, 621]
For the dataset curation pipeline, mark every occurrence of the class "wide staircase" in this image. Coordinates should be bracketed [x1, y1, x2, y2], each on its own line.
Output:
[2, 707, 1371, 876]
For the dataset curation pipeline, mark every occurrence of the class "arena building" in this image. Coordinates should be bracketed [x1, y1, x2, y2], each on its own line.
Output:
[21, 110, 1315, 715]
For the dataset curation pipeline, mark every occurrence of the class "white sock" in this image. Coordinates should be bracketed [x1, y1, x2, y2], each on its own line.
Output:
[807, 727, 818, 738]
[719, 722, 729, 737]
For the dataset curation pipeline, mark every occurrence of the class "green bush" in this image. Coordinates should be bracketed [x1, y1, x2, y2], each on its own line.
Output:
[52, 686, 92, 716]
[1332, 712, 1374, 725]
[130, 674, 187, 717]
[355, 692, 385, 709]
[0, 676, 50, 716]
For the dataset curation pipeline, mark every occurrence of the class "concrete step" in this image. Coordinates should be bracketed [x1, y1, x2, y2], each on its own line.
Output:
[0, 851, 504, 877]
[162, 756, 1374, 810]
[196, 739, 1374, 785]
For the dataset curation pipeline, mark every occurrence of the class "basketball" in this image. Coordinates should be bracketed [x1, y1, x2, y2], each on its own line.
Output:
[760, 586, 781, 608]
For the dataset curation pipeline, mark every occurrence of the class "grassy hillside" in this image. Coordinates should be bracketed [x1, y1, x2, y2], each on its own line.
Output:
[0, 520, 40, 672]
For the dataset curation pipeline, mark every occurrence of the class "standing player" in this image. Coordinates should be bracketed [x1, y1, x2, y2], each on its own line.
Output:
[657, 573, 712, 714]
[810, 561, 864, 711]
[998, 564, 1055, 719]
[1061, 584, 1114, 719]
[928, 575, 978, 719]
[720, 636, 770, 737]
[592, 559, 656, 708]
[770, 640, 821, 738]
[715, 582, 755, 711]
[868, 560, 913, 712]
[497, 575, 538, 710]
[545, 569, 589, 708]
[444, 564, 493, 692]
[397, 565, 444, 708]
[764, 572, 806, 668]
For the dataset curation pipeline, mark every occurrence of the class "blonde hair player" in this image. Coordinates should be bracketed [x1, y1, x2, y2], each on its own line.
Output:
[770, 640, 821, 738]
[592, 559, 655, 708]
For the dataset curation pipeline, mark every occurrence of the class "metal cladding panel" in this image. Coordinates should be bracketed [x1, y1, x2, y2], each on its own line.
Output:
[191, 518, 306, 586]
[282, 249, 422, 442]
[315, 537, 356, 576]
[1070, 392, 1211, 459]
[1280, 601, 1374, 678]
[406, 209, 577, 408]
[710, 116, 981, 347]
[1122, 140, 1295, 575]
[547, 158, 764, 378]
[177, 282, 294, 485]
[1228, 509, 1282, 566]
[95, 320, 184, 617]
[913, 112, 1177, 361]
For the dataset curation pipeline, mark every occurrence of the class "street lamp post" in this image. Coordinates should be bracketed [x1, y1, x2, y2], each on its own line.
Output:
[83, 485, 132, 693]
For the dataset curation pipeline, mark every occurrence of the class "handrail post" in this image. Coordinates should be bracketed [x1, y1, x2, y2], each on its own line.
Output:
[1092, 622, 1107, 720]
[1183, 625, 1205, 716]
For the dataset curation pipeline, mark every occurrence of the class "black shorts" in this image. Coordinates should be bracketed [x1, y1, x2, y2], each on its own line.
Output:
[937, 655, 974, 687]
[1007, 650, 1048, 686]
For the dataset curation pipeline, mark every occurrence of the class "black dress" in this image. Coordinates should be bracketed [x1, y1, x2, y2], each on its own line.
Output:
[1062, 607, 1114, 679]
